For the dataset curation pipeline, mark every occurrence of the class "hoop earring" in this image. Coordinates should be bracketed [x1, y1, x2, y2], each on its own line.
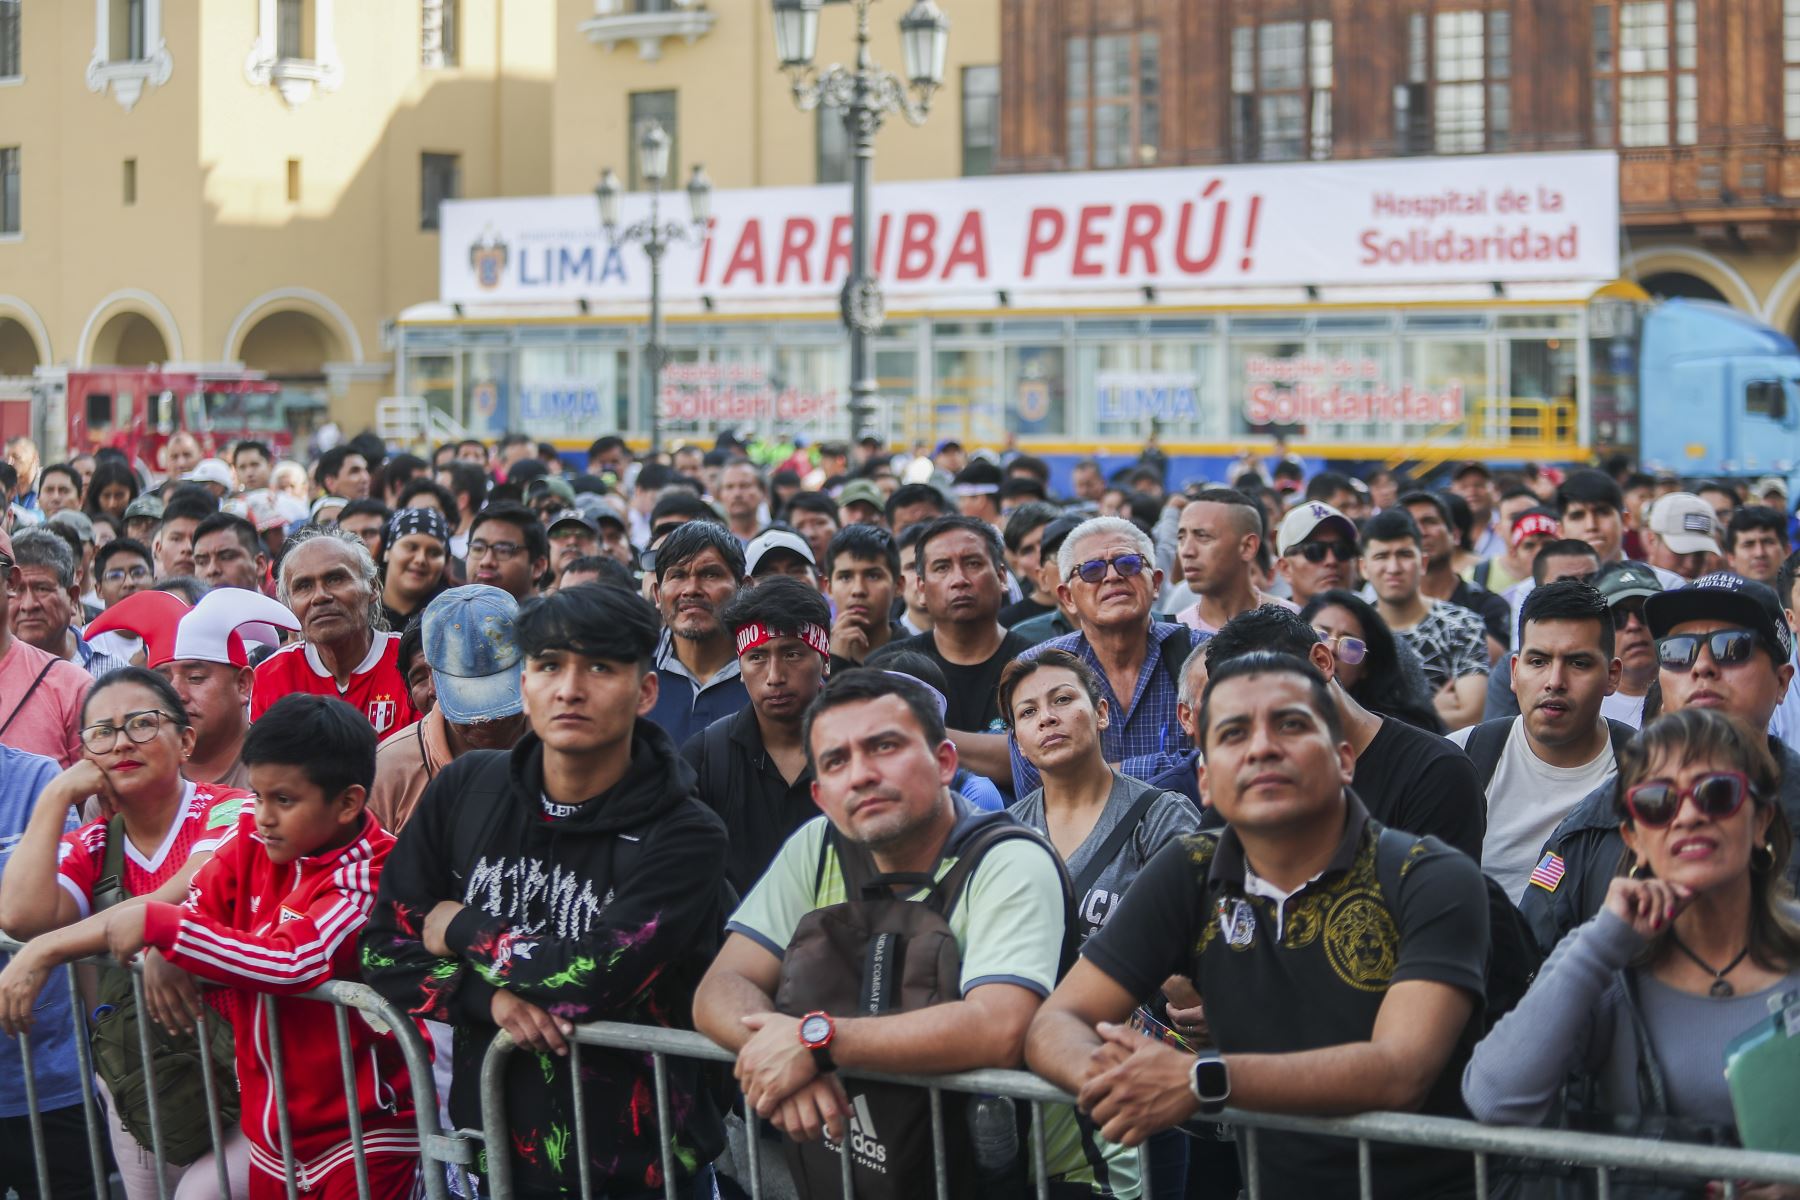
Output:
[1752, 841, 1778, 873]
[1629, 858, 1652, 881]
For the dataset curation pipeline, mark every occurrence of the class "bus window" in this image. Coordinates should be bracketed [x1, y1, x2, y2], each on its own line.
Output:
[86, 393, 113, 432]
[1746, 379, 1787, 422]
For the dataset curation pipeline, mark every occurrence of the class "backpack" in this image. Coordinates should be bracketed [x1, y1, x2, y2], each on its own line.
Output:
[773, 813, 1075, 1200]
[89, 816, 240, 1166]
[1462, 716, 1637, 792]
[1372, 826, 1541, 1034]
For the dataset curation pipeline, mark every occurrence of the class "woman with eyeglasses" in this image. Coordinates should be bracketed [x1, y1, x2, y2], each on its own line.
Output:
[999, 648, 1204, 1199]
[1299, 589, 1446, 734]
[0, 667, 253, 1197]
[1465, 708, 1800, 1195]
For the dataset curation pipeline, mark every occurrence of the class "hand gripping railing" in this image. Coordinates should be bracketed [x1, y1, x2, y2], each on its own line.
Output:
[0, 933, 477, 1200]
[479, 1020, 1800, 1200]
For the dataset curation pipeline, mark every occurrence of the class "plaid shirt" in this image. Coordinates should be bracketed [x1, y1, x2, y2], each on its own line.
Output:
[1009, 620, 1203, 798]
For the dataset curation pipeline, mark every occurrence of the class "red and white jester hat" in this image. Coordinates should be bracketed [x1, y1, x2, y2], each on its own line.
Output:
[86, 589, 300, 669]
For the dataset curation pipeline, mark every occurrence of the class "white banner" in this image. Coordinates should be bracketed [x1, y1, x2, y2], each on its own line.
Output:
[440, 152, 1619, 306]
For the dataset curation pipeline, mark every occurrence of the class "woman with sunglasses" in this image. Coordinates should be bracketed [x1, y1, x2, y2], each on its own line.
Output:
[1299, 589, 1446, 734]
[0, 668, 253, 1198]
[1465, 708, 1800, 1191]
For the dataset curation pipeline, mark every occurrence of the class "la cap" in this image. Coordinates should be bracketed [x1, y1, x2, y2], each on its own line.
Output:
[1646, 492, 1722, 556]
[422, 585, 525, 725]
[1276, 501, 1358, 557]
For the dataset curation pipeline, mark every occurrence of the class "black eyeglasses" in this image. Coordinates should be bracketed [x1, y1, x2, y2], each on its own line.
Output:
[1290, 541, 1358, 564]
[102, 565, 152, 584]
[1069, 554, 1149, 585]
[80, 710, 181, 754]
[1657, 630, 1760, 672]
[1625, 770, 1750, 827]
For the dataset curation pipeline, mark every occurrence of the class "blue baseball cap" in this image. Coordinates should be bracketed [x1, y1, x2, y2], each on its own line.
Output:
[422, 585, 524, 724]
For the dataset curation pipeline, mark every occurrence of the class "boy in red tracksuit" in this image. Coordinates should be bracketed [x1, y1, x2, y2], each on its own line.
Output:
[100, 694, 420, 1200]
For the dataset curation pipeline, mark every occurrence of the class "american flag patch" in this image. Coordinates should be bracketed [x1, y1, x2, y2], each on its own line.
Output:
[1528, 852, 1567, 892]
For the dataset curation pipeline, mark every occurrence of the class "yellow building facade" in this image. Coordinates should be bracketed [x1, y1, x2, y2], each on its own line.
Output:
[0, 0, 1001, 458]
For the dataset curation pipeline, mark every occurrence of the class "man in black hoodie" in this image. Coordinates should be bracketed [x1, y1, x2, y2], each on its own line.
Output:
[360, 584, 728, 1200]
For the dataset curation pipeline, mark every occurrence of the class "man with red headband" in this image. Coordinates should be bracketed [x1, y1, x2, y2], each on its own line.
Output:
[87, 588, 299, 790]
[682, 576, 832, 895]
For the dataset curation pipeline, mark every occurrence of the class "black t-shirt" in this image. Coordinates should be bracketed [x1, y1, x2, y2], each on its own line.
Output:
[1349, 718, 1488, 862]
[1083, 801, 1488, 1200]
[1449, 578, 1512, 648]
[998, 595, 1055, 628]
[896, 629, 1036, 734]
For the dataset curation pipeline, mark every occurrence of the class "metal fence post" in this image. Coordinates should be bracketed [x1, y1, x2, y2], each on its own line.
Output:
[331, 1004, 375, 1200]
[262, 994, 301, 1200]
[128, 971, 172, 1200]
[193, 1004, 232, 1200]
[16, 1022, 52, 1200]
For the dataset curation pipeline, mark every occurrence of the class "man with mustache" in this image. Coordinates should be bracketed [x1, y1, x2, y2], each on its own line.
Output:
[683, 576, 832, 895]
[1448, 579, 1628, 902]
[253, 527, 418, 737]
[647, 520, 750, 745]
[1522, 572, 1800, 952]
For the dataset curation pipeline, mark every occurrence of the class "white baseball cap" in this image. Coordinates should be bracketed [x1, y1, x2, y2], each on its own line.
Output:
[1276, 501, 1359, 557]
[745, 528, 816, 576]
[181, 458, 235, 489]
[1647, 492, 1721, 556]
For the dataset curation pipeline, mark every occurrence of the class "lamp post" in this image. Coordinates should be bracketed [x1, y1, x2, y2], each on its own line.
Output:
[771, 0, 950, 442]
[596, 121, 712, 457]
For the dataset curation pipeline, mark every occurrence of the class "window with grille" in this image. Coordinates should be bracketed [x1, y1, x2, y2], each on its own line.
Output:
[1, 147, 19, 236]
[1392, 8, 1509, 155]
[1065, 31, 1159, 170]
[817, 106, 849, 184]
[0, 1, 19, 79]
[962, 64, 999, 176]
[1785, 0, 1800, 138]
[1592, 1, 1696, 148]
[1231, 19, 1333, 163]
[422, 0, 459, 68]
[420, 152, 459, 232]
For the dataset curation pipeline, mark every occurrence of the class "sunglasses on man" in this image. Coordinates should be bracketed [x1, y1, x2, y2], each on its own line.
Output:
[1288, 540, 1358, 564]
[1656, 629, 1762, 672]
[1067, 554, 1150, 585]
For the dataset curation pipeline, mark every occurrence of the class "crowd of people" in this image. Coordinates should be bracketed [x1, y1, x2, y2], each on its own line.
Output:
[0, 427, 1798, 1199]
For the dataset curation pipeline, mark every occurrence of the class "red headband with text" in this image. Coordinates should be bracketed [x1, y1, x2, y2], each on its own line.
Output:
[735, 621, 832, 661]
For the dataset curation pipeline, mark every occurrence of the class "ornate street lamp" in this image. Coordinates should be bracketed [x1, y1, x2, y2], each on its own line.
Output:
[595, 121, 711, 456]
[772, 0, 949, 442]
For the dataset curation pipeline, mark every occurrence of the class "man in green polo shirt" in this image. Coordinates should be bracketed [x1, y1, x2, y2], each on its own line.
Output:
[694, 669, 1138, 1197]
[1026, 650, 1489, 1200]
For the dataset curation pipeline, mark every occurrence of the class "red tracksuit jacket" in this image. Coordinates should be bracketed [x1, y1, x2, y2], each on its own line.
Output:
[142, 809, 418, 1177]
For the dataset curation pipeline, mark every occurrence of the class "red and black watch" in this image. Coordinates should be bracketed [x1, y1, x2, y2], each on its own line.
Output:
[798, 1010, 837, 1073]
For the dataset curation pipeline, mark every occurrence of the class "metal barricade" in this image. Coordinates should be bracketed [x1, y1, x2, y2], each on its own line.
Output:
[0, 933, 477, 1200]
[477, 1021, 1800, 1200]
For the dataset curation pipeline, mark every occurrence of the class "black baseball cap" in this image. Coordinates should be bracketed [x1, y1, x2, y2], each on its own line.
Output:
[1645, 572, 1793, 662]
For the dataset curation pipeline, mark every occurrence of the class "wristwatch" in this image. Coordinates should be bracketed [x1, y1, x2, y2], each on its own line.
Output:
[1189, 1052, 1230, 1115]
[798, 1010, 837, 1073]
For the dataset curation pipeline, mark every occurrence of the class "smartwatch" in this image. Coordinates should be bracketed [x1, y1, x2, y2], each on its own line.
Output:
[1189, 1052, 1230, 1115]
[798, 1010, 837, 1073]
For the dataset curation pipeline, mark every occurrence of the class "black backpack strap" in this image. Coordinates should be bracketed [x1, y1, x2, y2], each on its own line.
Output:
[1070, 785, 1161, 903]
[1371, 824, 1423, 907]
[700, 716, 734, 818]
[1473, 559, 1492, 591]
[1463, 716, 1518, 792]
[1604, 719, 1636, 765]
[0, 659, 57, 739]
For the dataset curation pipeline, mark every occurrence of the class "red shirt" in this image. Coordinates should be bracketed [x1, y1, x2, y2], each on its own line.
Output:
[57, 780, 250, 918]
[251, 633, 417, 737]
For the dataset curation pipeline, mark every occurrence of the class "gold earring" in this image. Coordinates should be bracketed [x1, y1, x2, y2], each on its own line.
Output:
[1753, 841, 1777, 873]
[1629, 858, 1652, 880]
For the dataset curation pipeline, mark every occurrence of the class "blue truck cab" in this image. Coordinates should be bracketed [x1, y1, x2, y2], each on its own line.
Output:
[1638, 298, 1800, 492]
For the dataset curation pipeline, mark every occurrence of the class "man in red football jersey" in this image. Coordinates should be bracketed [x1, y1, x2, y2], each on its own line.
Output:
[253, 528, 417, 737]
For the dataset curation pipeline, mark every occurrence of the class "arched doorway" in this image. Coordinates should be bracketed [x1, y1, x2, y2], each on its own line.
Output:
[237, 308, 348, 445]
[1638, 271, 1729, 305]
[0, 317, 39, 375]
[90, 311, 170, 366]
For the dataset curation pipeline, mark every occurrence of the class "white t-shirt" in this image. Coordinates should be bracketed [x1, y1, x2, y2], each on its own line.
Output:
[1601, 690, 1648, 729]
[1450, 718, 1618, 901]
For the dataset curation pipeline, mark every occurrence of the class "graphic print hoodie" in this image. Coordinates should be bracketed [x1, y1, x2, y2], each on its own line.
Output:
[359, 719, 729, 1196]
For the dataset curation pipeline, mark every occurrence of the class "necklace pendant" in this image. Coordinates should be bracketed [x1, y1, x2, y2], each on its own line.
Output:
[1710, 978, 1736, 998]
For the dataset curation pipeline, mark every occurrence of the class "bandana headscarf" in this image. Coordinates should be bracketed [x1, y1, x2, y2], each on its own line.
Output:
[387, 507, 451, 549]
